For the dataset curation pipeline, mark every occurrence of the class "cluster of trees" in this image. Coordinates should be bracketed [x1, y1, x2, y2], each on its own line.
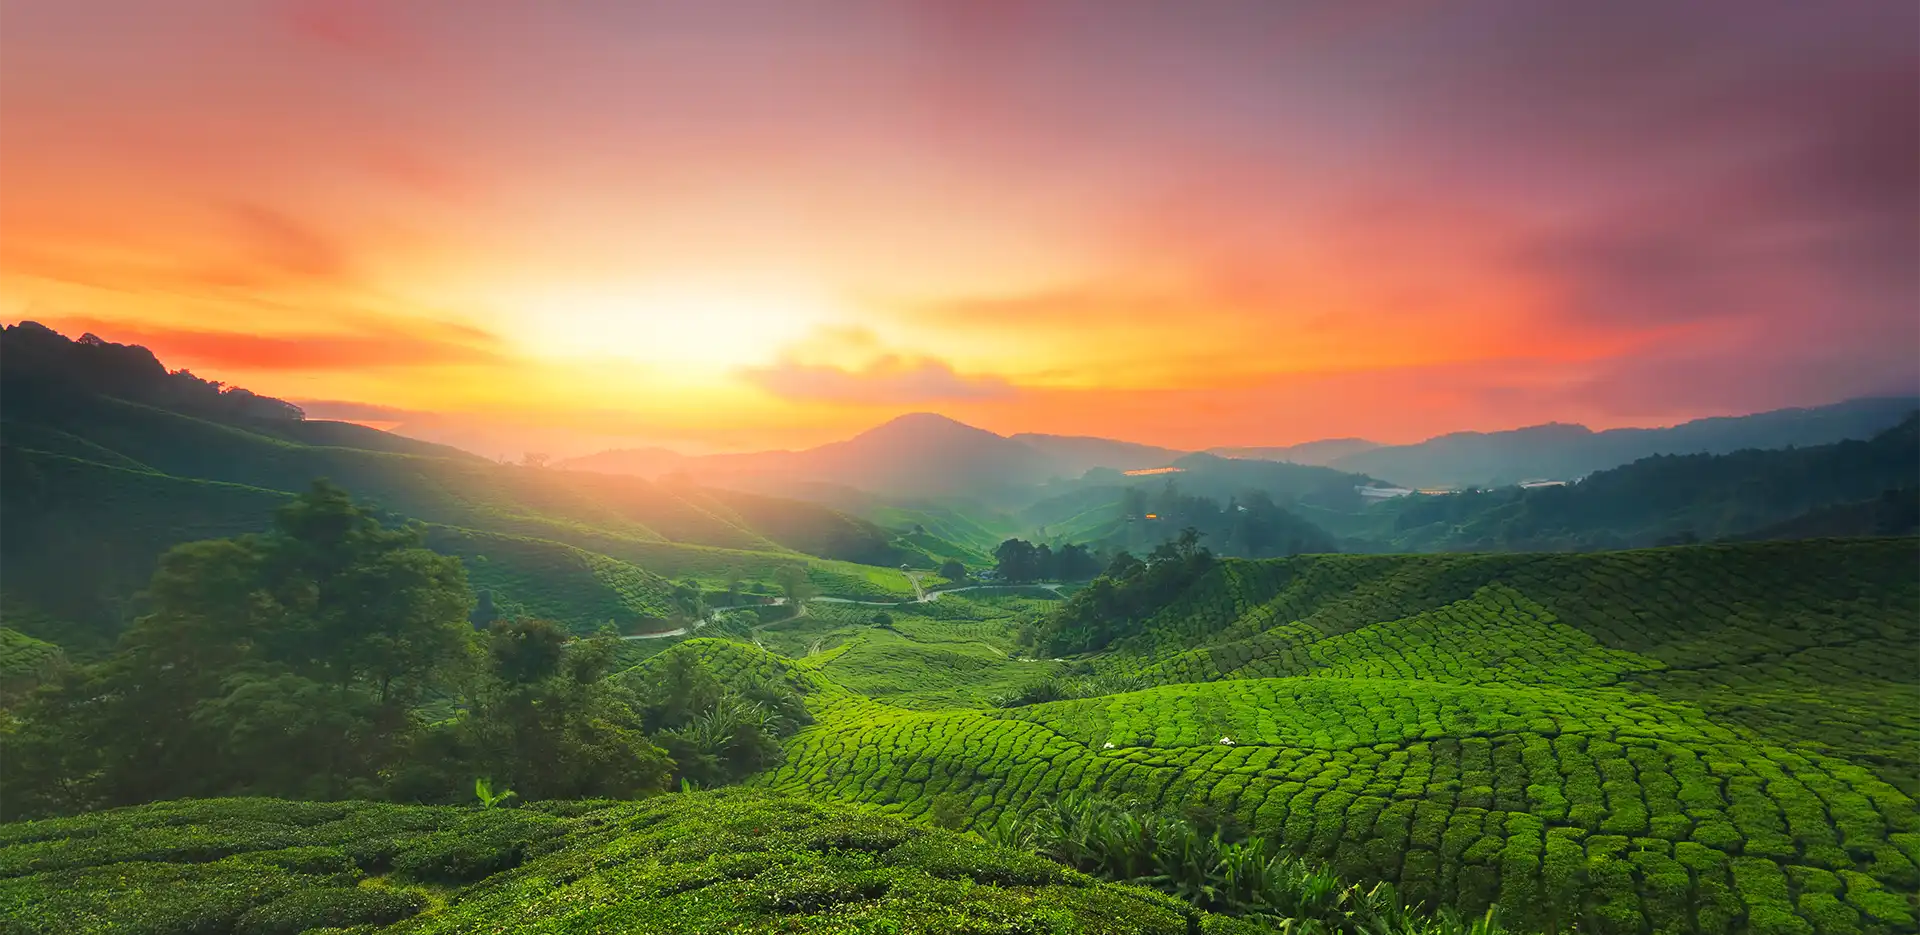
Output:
[3, 481, 803, 819]
[991, 538, 1102, 582]
[1026, 528, 1217, 655]
[1116, 483, 1336, 559]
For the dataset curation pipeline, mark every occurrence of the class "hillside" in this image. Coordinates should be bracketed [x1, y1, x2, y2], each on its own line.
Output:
[0, 790, 1222, 934]
[746, 539, 1920, 935]
[1342, 415, 1920, 552]
[0, 325, 919, 649]
[1732, 488, 1920, 542]
[1321, 397, 1918, 490]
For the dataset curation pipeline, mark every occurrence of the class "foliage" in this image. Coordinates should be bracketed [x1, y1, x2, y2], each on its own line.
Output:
[474, 777, 518, 809]
[993, 536, 1102, 582]
[776, 563, 820, 607]
[5, 488, 687, 818]
[1030, 528, 1219, 654]
[623, 642, 815, 788]
[0, 627, 64, 704]
[997, 792, 1513, 935]
[5, 481, 473, 815]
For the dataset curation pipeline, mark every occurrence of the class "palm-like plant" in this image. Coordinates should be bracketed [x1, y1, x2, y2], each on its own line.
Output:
[473, 776, 517, 808]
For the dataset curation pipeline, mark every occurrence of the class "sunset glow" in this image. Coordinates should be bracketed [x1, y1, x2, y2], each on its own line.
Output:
[2, 1, 1914, 457]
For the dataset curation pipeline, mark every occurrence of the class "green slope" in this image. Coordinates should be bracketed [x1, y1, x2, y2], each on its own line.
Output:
[0, 440, 914, 649]
[746, 539, 1920, 935]
[0, 791, 1210, 935]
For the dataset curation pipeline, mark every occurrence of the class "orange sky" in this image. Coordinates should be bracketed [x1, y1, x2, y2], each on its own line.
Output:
[2, 1, 1915, 457]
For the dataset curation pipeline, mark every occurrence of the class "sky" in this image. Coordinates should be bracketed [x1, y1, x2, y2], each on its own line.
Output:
[2, 1, 1915, 457]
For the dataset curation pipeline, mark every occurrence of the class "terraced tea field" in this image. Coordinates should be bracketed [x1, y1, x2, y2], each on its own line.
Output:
[736, 539, 1920, 935]
[0, 791, 1216, 934]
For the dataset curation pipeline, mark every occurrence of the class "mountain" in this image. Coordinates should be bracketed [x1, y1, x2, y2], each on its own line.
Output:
[1207, 437, 1380, 466]
[561, 414, 1178, 502]
[1324, 396, 1920, 489]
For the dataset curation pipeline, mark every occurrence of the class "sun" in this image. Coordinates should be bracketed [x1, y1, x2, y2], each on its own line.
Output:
[515, 279, 836, 372]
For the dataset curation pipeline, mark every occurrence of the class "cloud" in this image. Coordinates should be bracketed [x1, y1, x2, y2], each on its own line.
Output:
[738, 353, 1016, 404]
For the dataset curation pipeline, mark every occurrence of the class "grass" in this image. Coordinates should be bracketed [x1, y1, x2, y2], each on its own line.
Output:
[746, 538, 1920, 935]
[0, 791, 1222, 934]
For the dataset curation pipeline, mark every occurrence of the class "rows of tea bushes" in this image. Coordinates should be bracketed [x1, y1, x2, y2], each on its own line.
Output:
[2, 791, 1246, 934]
[764, 684, 1917, 935]
[0, 797, 567, 933]
[755, 539, 1920, 935]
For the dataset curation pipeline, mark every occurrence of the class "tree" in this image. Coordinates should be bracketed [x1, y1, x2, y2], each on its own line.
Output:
[413, 626, 672, 802]
[994, 538, 1039, 582]
[1055, 543, 1100, 581]
[470, 589, 499, 630]
[774, 565, 817, 608]
[673, 577, 707, 621]
[520, 452, 550, 468]
[8, 480, 473, 812]
[937, 558, 969, 583]
[488, 618, 566, 684]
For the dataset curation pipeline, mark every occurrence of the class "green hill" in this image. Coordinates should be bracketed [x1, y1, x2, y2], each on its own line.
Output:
[750, 539, 1920, 935]
[0, 791, 1220, 935]
[0, 325, 920, 649]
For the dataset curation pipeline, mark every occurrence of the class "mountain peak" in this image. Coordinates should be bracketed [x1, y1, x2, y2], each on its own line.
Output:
[854, 412, 1004, 442]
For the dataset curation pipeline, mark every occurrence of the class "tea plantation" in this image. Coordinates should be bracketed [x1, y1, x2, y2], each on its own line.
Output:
[0, 791, 1218, 934]
[750, 539, 1920, 935]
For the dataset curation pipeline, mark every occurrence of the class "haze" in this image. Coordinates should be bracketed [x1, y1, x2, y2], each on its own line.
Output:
[2, 0, 1914, 457]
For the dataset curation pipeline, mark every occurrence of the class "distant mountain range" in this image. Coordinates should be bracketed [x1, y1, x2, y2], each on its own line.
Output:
[1315, 397, 1920, 489]
[1338, 414, 1920, 552]
[565, 397, 1919, 498]
[561, 413, 1186, 502]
